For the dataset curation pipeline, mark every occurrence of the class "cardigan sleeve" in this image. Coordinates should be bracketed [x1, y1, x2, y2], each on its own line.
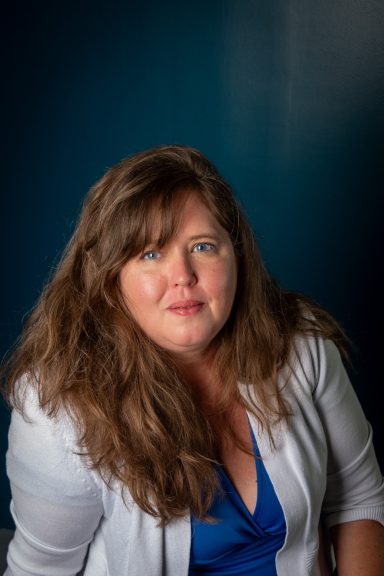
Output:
[310, 338, 384, 529]
[5, 383, 104, 576]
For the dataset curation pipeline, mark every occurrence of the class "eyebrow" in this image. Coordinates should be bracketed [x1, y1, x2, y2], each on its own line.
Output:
[187, 233, 224, 241]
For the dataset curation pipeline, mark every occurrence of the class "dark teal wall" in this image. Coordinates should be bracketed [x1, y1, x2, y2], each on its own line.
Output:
[1, 0, 383, 528]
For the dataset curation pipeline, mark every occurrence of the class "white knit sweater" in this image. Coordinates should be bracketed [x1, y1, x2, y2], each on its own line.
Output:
[4, 336, 384, 575]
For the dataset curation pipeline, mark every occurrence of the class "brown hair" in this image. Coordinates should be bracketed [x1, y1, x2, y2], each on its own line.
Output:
[2, 145, 347, 524]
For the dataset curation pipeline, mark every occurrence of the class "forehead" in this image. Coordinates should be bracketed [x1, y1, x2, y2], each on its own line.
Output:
[153, 191, 222, 235]
[142, 189, 220, 243]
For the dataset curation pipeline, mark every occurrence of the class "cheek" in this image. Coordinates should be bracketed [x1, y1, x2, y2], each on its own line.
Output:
[208, 262, 237, 307]
[139, 274, 165, 301]
[123, 272, 164, 308]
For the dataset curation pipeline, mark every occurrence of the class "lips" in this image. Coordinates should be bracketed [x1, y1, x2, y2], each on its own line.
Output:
[167, 300, 204, 316]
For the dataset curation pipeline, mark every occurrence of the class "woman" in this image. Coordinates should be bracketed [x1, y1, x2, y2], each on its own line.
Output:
[2, 145, 384, 575]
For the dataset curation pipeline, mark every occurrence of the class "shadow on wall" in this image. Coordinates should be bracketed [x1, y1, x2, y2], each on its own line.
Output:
[0, 529, 13, 571]
[0, 407, 11, 529]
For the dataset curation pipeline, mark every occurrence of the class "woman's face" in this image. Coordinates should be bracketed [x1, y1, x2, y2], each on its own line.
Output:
[119, 192, 237, 364]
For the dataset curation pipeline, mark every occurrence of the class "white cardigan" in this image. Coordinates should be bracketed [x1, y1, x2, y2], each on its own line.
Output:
[4, 336, 384, 576]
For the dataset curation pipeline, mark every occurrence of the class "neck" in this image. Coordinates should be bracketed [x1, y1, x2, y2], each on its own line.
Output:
[173, 350, 222, 411]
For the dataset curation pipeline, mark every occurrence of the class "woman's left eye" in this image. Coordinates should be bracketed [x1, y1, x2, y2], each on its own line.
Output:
[192, 242, 215, 253]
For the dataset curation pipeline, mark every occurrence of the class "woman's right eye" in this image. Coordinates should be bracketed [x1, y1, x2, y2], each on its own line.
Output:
[141, 250, 161, 261]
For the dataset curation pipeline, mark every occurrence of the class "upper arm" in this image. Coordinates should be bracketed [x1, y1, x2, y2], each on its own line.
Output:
[6, 387, 104, 575]
[310, 338, 384, 528]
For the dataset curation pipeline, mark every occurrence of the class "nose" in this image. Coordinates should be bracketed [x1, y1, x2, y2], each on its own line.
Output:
[169, 252, 197, 287]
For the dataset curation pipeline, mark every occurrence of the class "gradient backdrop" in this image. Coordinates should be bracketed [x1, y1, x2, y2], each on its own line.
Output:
[1, 0, 383, 529]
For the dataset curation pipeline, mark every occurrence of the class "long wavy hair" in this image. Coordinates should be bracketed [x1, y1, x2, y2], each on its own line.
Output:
[2, 145, 347, 524]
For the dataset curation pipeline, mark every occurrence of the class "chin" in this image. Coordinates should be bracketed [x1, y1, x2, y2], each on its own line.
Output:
[163, 335, 217, 359]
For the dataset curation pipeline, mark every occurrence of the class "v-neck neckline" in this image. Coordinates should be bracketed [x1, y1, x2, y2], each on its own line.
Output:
[219, 421, 263, 520]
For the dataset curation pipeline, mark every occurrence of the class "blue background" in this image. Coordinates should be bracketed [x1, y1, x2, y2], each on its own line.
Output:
[1, 0, 383, 529]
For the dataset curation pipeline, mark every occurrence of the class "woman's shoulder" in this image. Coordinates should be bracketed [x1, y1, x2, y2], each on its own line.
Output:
[11, 373, 78, 441]
[7, 374, 103, 498]
[287, 332, 348, 399]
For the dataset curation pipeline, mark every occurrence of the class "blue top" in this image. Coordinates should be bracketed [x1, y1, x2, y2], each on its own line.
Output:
[189, 427, 286, 575]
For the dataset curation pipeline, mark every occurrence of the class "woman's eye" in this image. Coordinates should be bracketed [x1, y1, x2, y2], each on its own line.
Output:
[142, 250, 161, 260]
[193, 242, 215, 253]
